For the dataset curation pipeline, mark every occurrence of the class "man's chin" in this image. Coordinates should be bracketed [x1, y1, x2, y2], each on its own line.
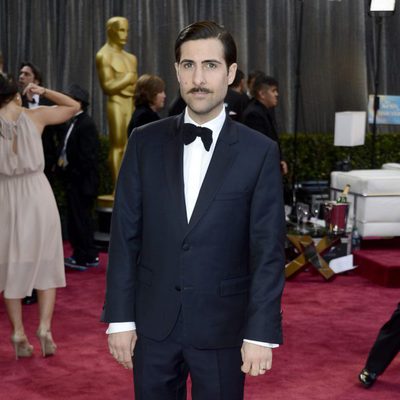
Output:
[186, 102, 223, 121]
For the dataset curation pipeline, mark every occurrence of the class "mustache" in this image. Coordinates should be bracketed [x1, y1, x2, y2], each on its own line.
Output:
[187, 87, 212, 94]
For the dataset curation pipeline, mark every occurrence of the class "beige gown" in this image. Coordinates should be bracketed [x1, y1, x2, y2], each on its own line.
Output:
[0, 111, 65, 298]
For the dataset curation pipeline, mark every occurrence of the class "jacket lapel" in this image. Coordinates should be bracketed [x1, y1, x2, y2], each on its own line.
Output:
[164, 115, 188, 233]
[185, 117, 238, 237]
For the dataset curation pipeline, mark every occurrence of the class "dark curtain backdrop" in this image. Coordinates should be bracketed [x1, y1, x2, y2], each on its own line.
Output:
[1, 0, 400, 135]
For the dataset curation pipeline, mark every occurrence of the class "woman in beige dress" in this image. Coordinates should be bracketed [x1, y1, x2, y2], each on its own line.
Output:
[0, 75, 79, 359]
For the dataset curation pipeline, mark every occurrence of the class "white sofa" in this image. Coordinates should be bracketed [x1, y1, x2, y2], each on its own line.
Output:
[330, 168, 400, 237]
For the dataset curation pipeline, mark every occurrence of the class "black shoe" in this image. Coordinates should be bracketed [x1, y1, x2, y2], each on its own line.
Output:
[86, 257, 100, 268]
[64, 257, 87, 271]
[22, 289, 38, 305]
[359, 368, 377, 388]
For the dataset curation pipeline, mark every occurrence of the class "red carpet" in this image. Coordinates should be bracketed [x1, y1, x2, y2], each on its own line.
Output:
[1, 242, 399, 399]
[354, 238, 400, 287]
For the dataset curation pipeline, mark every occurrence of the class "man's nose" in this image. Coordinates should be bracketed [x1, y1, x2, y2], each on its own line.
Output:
[192, 66, 205, 86]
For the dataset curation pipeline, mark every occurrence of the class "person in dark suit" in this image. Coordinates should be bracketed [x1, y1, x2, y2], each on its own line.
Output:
[60, 84, 100, 271]
[242, 75, 288, 175]
[359, 302, 400, 388]
[102, 21, 285, 400]
[224, 68, 249, 122]
[18, 62, 62, 183]
[231, 68, 248, 95]
[127, 74, 166, 137]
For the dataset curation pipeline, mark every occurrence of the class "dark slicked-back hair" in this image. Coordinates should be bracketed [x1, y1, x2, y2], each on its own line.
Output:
[175, 21, 237, 69]
[19, 61, 43, 85]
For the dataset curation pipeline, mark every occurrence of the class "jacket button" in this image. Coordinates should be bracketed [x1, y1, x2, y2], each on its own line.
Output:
[182, 243, 190, 251]
[175, 285, 181, 292]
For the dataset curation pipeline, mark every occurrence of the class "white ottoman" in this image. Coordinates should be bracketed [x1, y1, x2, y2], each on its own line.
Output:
[330, 169, 400, 237]
[382, 163, 400, 170]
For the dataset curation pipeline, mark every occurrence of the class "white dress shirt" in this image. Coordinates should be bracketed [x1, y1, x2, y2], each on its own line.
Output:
[27, 94, 40, 109]
[107, 106, 278, 348]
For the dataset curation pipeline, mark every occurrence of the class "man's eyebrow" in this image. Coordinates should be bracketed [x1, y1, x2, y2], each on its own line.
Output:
[179, 59, 194, 64]
[202, 59, 222, 65]
[179, 59, 223, 65]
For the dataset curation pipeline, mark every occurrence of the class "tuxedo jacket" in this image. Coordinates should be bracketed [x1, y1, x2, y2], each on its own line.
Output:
[102, 114, 286, 349]
[61, 112, 100, 197]
[242, 99, 283, 159]
[224, 88, 249, 122]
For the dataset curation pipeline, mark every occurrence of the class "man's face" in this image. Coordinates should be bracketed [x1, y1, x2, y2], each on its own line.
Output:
[260, 85, 278, 109]
[109, 20, 129, 46]
[175, 38, 237, 124]
[18, 66, 38, 89]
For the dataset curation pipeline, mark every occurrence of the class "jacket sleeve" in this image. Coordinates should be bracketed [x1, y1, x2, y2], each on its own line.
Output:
[245, 141, 286, 344]
[101, 131, 142, 322]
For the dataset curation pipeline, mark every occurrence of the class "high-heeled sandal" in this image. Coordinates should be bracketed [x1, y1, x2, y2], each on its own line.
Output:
[11, 334, 34, 360]
[36, 329, 57, 357]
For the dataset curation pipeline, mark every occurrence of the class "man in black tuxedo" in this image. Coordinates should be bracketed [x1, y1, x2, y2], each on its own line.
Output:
[359, 302, 400, 388]
[224, 69, 249, 122]
[60, 84, 100, 271]
[102, 21, 285, 400]
[18, 62, 61, 183]
[243, 75, 288, 175]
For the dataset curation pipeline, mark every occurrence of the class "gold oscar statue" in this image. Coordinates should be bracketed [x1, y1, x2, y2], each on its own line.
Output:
[96, 16, 138, 207]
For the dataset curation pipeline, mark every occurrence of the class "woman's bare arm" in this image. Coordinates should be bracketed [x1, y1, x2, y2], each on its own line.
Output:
[23, 83, 80, 133]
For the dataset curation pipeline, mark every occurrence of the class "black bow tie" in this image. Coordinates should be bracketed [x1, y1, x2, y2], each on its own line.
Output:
[182, 123, 213, 151]
[28, 97, 36, 104]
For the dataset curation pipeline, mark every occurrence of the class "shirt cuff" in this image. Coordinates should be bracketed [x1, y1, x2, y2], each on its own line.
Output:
[243, 339, 279, 348]
[106, 322, 136, 334]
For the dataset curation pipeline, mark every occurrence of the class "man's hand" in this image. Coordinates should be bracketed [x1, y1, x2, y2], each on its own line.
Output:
[241, 342, 272, 376]
[22, 82, 45, 98]
[108, 330, 137, 369]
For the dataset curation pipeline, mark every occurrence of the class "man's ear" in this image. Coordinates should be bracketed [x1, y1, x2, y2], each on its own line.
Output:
[256, 87, 266, 101]
[174, 62, 181, 83]
[227, 63, 238, 85]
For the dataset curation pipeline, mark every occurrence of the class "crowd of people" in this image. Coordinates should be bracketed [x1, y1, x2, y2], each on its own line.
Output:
[0, 56, 102, 356]
[1, 18, 397, 400]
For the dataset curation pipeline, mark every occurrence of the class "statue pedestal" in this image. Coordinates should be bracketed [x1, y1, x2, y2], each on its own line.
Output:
[95, 194, 114, 250]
